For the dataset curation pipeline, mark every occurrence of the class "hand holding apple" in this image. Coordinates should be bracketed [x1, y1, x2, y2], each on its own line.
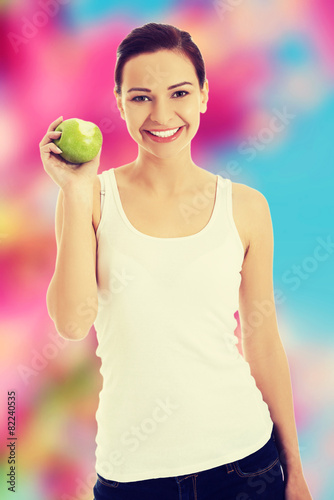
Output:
[40, 116, 103, 190]
[53, 118, 103, 164]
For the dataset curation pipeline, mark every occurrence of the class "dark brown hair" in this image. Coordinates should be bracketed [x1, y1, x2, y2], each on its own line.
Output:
[114, 23, 206, 95]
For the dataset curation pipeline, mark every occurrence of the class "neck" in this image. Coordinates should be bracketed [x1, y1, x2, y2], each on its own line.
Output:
[130, 146, 200, 197]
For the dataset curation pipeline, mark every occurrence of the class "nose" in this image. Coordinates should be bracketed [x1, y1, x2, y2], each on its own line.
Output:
[149, 97, 174, 126]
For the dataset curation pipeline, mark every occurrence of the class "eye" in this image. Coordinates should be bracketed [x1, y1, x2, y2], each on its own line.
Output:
[173, 90, 189, 98]
[131, 90, 189, 102]
[131, 95, 150, 102]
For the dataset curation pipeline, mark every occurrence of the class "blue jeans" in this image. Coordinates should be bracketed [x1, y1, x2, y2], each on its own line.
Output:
[93, 427, 285, 499]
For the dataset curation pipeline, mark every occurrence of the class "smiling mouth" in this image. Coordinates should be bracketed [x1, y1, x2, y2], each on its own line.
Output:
[146, 127, 182, 138]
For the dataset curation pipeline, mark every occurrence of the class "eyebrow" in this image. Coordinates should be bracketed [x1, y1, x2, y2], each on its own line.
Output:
[127, 81, 194, 93]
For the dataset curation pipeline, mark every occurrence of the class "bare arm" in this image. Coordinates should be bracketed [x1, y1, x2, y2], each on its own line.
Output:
[238, 187, 312, 498]
[40, 116, 101, 340]
[46, 185, 98, 340]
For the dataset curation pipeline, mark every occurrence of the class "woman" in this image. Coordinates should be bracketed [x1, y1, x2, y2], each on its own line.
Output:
[40, 23, 312, 500]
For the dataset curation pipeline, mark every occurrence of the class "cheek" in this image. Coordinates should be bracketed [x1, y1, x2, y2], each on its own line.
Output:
[124, 107, 144, 131]
[179, 100, 200, 122]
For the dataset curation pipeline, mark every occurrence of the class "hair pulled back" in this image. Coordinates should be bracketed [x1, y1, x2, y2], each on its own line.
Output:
[114, 23, 206, 95]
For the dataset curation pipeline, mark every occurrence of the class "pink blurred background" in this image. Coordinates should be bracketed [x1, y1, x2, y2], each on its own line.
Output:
[1, 1, 334, 499]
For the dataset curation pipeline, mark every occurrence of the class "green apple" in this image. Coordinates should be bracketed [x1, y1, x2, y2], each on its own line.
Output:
[53, 118, 103, 164]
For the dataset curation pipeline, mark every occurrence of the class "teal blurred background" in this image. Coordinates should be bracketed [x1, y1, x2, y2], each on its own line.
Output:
[1, 0, 333, 498]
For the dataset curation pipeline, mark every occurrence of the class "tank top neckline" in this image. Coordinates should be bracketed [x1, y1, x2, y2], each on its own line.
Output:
[109, 168, 222, 241]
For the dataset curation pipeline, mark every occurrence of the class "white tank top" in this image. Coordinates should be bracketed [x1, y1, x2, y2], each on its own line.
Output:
[93, 168, 273, 482]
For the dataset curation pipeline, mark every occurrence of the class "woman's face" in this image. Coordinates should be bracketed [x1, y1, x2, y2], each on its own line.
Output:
[114, 49, 209, 159]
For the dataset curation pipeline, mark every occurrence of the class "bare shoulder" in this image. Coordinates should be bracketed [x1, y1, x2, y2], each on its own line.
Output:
[230, 180, 270, 257]
[231, 180, 268, 207]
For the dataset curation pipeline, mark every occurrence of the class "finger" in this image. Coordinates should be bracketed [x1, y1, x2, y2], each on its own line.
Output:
[39, 130, 62, 148]
[46, 115, 64, 133]
[40, 142, 63, 157]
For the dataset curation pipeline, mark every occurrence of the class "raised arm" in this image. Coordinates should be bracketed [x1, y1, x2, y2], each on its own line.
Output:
[238, 186, 312, 499]
[40, 116, 101, 341]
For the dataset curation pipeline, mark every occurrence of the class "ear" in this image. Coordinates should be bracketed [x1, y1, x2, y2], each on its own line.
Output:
[114, 88, 126, 121]
[200, 79, 209, 114]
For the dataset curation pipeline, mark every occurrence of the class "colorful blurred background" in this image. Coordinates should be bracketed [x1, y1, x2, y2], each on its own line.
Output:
[1, 0, 334, 498]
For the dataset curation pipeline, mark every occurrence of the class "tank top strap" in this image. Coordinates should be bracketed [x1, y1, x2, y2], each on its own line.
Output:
[98, 171, 106, 207]
[96, 170, 109, 240]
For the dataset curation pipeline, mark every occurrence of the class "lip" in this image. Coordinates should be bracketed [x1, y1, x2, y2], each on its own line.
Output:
[144, 125, 185, 143]
[147, 127, 182, 132]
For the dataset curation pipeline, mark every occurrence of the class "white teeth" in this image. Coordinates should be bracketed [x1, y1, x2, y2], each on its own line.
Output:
[149, 127, 180, 138]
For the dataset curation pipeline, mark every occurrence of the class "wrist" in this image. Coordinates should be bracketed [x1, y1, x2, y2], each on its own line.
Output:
[280, 458, 304, 482]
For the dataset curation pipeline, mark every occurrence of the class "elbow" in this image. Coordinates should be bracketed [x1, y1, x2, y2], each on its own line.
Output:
[54, 305, 98, 340]
[54, 320, 91, 341]
[47, 301, 97, 342]
[54, 307, 97, 341]
[46, 283, 98, 341]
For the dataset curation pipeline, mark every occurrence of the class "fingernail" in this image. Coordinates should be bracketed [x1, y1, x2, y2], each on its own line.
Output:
[56, 147, 62, 153]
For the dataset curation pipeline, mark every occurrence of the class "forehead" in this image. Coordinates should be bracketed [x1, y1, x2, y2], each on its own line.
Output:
[122, 50, 197, 89]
